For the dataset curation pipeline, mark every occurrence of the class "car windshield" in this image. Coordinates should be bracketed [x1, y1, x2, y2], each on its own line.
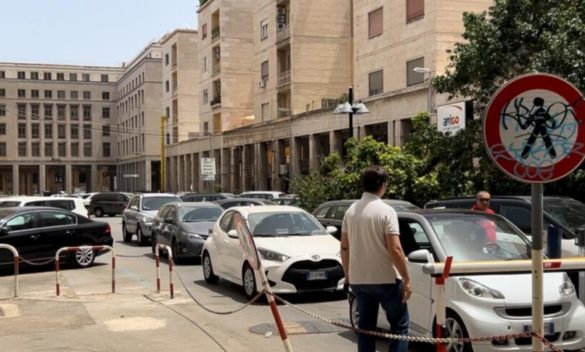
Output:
[543, 198, 585, 231]
[142, 197, 180, 211]
[248, 212, 327, 237]
[0, 201, 21, 208]
[427, 213, 531, 261]
[179, 207, 222, 222]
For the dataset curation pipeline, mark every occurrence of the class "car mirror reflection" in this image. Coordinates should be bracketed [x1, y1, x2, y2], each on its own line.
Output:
[227, 229, 238, 239]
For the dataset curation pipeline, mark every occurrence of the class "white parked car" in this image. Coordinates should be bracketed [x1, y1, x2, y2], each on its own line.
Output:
[202, 205, 343, 298]
[348, 209, 585, 352]
[0, 196, 89, 217]
[237, 191, 286, 200]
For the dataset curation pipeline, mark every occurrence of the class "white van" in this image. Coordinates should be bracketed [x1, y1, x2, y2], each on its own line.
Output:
[237, 191, 286, 200]
[0, 196, 89, 217]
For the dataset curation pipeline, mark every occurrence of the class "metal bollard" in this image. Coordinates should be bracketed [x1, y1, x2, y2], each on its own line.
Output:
[576, 228, 585, 304]
[546, 225, 561, 259]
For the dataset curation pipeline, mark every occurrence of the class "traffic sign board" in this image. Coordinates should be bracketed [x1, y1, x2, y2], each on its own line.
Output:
[200, 158, 216, 176]
[484, 73, 585, 183]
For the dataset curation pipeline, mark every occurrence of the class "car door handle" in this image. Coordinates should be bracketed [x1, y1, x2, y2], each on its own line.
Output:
[30, 234, 40, 240]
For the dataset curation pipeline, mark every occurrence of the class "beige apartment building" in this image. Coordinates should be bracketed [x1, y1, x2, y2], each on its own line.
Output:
[164, 0, 492, 194]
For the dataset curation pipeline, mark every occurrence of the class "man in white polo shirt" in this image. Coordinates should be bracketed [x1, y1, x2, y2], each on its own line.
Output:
[340, 165, 412, 352]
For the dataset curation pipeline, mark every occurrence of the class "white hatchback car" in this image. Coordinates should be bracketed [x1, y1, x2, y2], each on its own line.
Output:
[0, 196, 89, 217]
[348, 209, 585, 352]
[202, 205, 343, 298]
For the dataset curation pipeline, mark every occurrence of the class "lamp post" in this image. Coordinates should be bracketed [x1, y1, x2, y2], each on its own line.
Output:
[333, 87, 369, 139]
[413, 67, 434, 114]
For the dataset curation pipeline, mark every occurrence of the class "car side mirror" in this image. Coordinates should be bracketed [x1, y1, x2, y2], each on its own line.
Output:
[326, 226, 337, 235]
[227, 229, 238, 239]
[130, 205, 138, 211]
[408, 249, 432, 263]
[0, 226, 8, 236]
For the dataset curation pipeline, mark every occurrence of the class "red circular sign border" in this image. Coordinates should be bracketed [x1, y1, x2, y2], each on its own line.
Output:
[484, 73, 585, 183]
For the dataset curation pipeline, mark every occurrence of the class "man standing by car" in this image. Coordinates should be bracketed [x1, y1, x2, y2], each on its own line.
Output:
[340, 166, 412, 352]
[471, 191, 497, 243]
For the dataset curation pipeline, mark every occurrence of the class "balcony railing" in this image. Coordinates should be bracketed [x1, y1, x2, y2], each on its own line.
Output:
[210, 96, 221, 108]
[278, 70, 291, 86]
[276, 24, 290, 43]
[211, 27, 220, 40]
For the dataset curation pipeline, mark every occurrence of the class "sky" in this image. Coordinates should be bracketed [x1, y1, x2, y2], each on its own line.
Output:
[0, 0, 199, 66]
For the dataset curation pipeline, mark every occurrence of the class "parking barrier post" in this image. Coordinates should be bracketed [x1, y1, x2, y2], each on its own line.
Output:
[154, 244, 174, 299]
[55, 245, 115, 296]
[435, 256, 452, 352]
[0, 244, 19, 298]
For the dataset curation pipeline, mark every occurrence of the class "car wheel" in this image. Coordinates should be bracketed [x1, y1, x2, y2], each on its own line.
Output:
[122, 223, 132, 243]
[94, 207, 104, 217]
[444, 312, 472, 352]
[202, 251, 219, 284]
[348, 291, 359, 328]
[137, 226, 148, 246]
[172, 239, 182, 264]
[72, 245, 95, 268]
[242, 263, 257, 300]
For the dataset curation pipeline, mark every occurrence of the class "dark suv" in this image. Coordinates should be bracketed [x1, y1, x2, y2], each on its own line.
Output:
[88, 192, 132, 217]
[312, 199, 419, 239]
[424, 196, 585, 256]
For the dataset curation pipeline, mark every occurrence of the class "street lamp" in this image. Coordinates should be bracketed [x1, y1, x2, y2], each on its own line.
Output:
[413, 67, 434, 114]
[333, 87, 369, 139]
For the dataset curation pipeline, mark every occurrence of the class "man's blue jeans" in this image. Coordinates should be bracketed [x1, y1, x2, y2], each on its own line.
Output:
[351, 282, 409, 352]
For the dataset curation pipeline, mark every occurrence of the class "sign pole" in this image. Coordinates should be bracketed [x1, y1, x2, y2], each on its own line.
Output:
[531, 184, 544, 351]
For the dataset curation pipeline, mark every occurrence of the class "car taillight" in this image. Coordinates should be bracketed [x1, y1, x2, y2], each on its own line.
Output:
[105, 224, 112, 236]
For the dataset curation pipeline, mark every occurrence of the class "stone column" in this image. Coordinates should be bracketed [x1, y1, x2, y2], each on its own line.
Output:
[388, 120, 396, 146]
[65, 164, 73, 194]
[90, 164, 97, 192]
[309, 134, 319, 171]
[39, 164, 46, 194]
[144, 160, 152, 192]
[273, 141, 282, 191]
[290, 137, 300, 178]
[330, 130, 341, 156]
[256, 143, 266, 190]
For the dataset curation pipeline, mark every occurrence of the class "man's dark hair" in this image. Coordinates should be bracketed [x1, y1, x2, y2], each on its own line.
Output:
[361, 165, 388, 193]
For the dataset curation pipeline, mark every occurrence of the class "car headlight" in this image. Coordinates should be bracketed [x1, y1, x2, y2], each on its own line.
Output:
[458, 278, 505, 299]
[560, 273, 575, 296]
[182, 231, 203, 240]
[257, 248, 290, 262]
[139, 214, 153, 223]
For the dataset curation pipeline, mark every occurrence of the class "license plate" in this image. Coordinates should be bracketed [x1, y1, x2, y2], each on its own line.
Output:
[306, 271, 327, 281]
[523, 322, 554, 335]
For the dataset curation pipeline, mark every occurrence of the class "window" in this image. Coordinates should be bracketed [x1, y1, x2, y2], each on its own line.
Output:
[83, 105, 92, 120]
[406, 57, 425, 86]
[57, 104, 66, 120]
[57, 73, 65, 81]
[102, 124, 110, 136]
[0, 88, 4, 97]
[57, 90, 65, 99]
[82, 73, 90, 82]
[18, 124, 26, 138]
[31, 142, 40, 157]
[44, 72, 52, 80]
[0, 104, 5, 117]
[260, 19, 268, 40]
[368, 8, 383, 38]
[31, 90, 39, 98]
[202, 23, 207, 39]
[31, 123, 40, 138]
[0, 142, 6, 157]
[71, 124, 79, 139]
[17, 104, 26, 119]
[407, 0, 424, 22]
[83, 124, 91, 139]
[202, 57, 207, 72]
[203, 89, 208, 104]
[165, 54, 169, 66]
[18, 142, 26, 157]
[103, 142, 111, 157]
[0, 71, 5, 79]
[59, 142, 67, 157]
[261, 60, 269, 82]
[83, 142, 92, 157]
[102, 107, 110, 118]
[101, 74, 108, 82]
[18, 89, 25, 98]
[44, 90, 52, 98]
[31, 104, 40, 120]
[57, 124, 66, 138]
[69, 142, 79, 158]
[45, 142, 53, 157]
[44, 104, 53, 119]
[368, 70, 383, 96]
[44, 124, 53, 138]
[69, 73, 77, 81]
[70, 104, 79, 120]
[31, 72, 39, 80]
[17, 71, 25, 79]
[0, 123, 6, 135]
[70, 90, 78, 99]
[165, 80, 169, 92]
[83, 91, 91, 100]
[102, 91, 110, 100]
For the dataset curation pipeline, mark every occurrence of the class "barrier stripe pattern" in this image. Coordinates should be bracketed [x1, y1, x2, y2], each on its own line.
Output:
[154, 244, 174, 299]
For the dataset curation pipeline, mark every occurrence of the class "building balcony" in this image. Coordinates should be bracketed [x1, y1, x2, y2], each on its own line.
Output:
[277, 70, 291, 87]
[210, 96, 221, 108]
[276, 24, 290, 43]
[211, 27, 220, 41]
[212, 64, 221, 76]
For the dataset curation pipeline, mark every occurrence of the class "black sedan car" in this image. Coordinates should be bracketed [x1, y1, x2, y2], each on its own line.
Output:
[0, 207, 113, 268]
[151, 202, 223, 263]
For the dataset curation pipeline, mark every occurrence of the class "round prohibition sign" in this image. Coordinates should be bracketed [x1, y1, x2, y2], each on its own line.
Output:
[484, 73, 585, 183]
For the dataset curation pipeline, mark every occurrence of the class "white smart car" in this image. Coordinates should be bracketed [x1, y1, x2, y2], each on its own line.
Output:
[202, 205, 343, 298]
[348, 209, 585, 352]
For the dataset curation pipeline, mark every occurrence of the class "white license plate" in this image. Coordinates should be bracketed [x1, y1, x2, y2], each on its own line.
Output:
[306, 271, 327, 281]
[523, 322, 554, 335]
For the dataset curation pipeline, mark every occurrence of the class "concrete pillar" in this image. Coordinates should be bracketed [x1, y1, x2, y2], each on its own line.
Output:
[65, 164, 73, 194]
[144, 160, 152, 192]
[90, 164, 97, 192]
[256, 143, 266, 190]
[388, 120, 396, 146]
[12, 165, 19, 195]
[330, 130, 342, 156]
[39, 164, 46, 194]
[221, 148, 230, 192]
[196, 153, 204, 192]
[273, 141, 282, 191]
[309, 134, 319, 171]
[394, 119, 404, 147]
[290, 137, 300, 178]
[229, 147, 236, 193]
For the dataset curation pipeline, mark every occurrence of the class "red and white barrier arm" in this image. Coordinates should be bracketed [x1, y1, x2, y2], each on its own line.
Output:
[55, 245, 115, 296]
[0, 244, 19, 298]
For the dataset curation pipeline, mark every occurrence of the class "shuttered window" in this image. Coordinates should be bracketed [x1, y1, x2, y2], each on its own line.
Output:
[368, 7, 383, 38]
[407, 0, 424, 22]
[369, 70, 383, 96]
[406, 57, 425, 86]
